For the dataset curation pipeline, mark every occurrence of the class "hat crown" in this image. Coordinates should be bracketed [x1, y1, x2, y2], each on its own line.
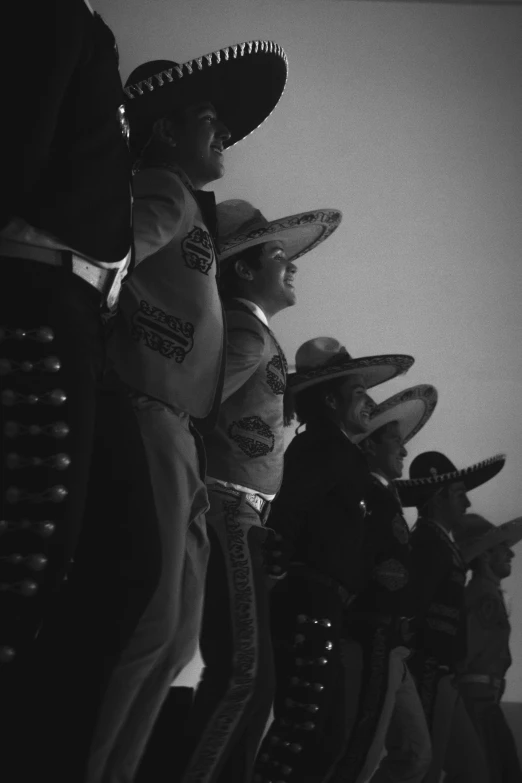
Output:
[409, 451, 458, 481]
[217, 200, 269, 243]
[295, 337, 351, 371]
[454, 513, 494, 548]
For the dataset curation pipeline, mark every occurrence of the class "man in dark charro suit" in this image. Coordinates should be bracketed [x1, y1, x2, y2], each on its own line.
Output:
[254, 336, 414, 783]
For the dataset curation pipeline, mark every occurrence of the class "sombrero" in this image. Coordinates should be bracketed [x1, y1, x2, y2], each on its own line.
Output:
[217, 200, 342, 264]
[288, 337, 414, 395]
[454, 513, 522, 563]
[353, 384, 438, 445]
[395, 451, 506, 508]
[124, 41, 288, 154]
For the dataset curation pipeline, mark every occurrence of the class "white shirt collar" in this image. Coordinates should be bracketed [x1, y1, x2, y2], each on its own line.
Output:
[371, 471, 390, 487]
[235, 298, 269, 328]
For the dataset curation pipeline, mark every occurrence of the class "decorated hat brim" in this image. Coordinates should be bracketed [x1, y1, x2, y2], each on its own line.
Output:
[218, 209, 343, 263]
[353, 384, 438, 445]
[457, 518, 522, 563]
[124, 41, 288, 152]
[288, 354, 415, 395]
[395, 453, 506, 508]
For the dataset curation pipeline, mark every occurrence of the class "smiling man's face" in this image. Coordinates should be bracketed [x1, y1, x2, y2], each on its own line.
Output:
[172, 101, 231, 188]
[364, 420, 407, 480]
[333, 374, 372, 438]
[242, 240, 298, 317]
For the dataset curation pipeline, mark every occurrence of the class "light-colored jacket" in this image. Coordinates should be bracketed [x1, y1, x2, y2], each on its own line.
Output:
[109, 164, 224, 419]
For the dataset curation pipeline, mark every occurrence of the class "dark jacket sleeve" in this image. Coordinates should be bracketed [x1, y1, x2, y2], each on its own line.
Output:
[1, 0, 88, 223]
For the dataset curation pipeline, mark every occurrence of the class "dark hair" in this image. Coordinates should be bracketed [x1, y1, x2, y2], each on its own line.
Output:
[219, 244, 265, 297]
[287, 376, 347, 427]
[132, 109, 186, 164]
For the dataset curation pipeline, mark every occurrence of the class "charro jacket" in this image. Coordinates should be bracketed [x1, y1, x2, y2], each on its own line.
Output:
[409, 518, 467, 669]
[108, 164, 224, 424]
[270, 417, 372, 595]
[204, 299, 287, 495]
[461, 575, 512, 679]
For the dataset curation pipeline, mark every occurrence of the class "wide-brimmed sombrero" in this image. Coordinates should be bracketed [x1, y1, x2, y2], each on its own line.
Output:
[395, 451, 506, 508]
[454, 513, 522, 563]
[288, 337, 414, 395]
[353, 384, 438, 445]
[217, 200, 342, 264]
[124, 41, 288, 155]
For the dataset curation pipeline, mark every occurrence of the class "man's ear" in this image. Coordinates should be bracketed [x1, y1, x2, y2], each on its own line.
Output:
[323, 391, 337, 412]
[360, 437, 375, 457]
[153, 117, 178, 147]
[233, 258, 254, 282]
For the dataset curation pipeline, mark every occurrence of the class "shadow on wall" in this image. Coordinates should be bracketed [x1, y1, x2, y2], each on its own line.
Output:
[503, 703, 522, 764]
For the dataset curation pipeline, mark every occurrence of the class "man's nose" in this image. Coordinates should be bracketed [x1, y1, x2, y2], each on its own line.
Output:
[400, 444, 407, 458]
[216, 121, 231, 142]
[463, 494, 471, 509]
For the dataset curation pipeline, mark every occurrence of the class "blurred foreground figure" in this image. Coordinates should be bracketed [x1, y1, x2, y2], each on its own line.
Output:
[0, 1, 135, 779]
[397, 451, 506, 783]
[455, 513, 522, 783]
[254, 336, 413, 783]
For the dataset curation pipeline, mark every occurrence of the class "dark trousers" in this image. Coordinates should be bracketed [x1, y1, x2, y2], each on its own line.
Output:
[460, 683, 522, 783]
[0, 259, 160, 781]
[255, 574, 363, 783]
[181, 487, 275, 783]
[136, 687, 195, 781]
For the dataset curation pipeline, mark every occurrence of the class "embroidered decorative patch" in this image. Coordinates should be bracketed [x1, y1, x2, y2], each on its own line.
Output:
[131, 300, 194, 362]
[266, 354, 286, 395]
[372, 558, 408, 591]
[228, 415, 275, 458]
[181, 227, 214, 275]
[392, 514, 410, 545]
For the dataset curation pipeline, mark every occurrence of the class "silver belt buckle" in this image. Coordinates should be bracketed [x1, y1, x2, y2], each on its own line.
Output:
[245, 492, 263, 513]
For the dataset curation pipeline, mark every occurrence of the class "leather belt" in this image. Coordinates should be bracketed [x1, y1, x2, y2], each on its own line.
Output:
[0, 238, 129, 309]
[289, 563, 355, 609]
[208, 483, 271, 525]
[458, 674, 504, 689]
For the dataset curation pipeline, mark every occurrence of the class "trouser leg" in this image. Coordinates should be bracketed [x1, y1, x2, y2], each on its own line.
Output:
[370, 664, 432, 783]
[136, 687, 195, 782]
[85, 401, 209, 783]
[460, 684, 522, 783]
[182, 490, 274, 783]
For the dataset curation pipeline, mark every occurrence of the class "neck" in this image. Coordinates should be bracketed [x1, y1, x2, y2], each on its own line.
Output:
[337, 420, 361, 443]
[476, 562, 502, 585]
[236, 292, 284, 323]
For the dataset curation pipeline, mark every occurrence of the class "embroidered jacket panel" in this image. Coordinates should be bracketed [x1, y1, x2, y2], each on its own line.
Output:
[460, 575, 512, 679]
[108, 166, 224, 420]
[2, 1, 132, 262]
[410, 519, 467, 668]
[204, 300, 287, 495]
[269, 418, 372, 594]
[350, 476, 412, 620]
